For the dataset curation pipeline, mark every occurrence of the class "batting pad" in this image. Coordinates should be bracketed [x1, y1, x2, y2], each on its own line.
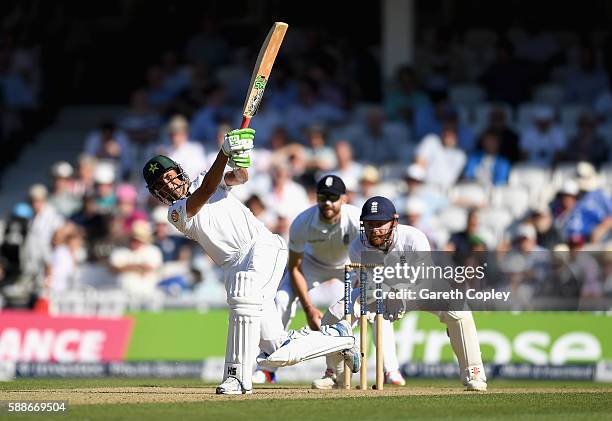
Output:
[257, 329, 354, 368]
[224, 272, 263, 390]
[439, 310, 486, 384]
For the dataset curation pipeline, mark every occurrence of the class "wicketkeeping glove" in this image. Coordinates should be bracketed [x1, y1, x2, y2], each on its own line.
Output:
[222, 128, 255, 156]
[383, 289, 406, 322]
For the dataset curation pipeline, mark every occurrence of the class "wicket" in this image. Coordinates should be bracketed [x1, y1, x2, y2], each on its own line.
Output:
[343, 263, 384, 390]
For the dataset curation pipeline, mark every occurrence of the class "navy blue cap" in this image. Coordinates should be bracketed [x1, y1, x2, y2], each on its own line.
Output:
[317, 174, 346, 195]
[360, 196, 398, 221]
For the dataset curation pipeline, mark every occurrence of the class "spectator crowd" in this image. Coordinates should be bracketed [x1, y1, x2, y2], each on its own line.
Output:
[1, 21, 611, 313]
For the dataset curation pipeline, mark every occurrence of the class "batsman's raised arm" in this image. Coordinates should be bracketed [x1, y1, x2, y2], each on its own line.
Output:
[186, 128, 255, 217]
[185, 150, 228, 218]
[224, 167, 249, 186]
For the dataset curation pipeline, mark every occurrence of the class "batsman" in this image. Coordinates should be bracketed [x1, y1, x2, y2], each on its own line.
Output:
[320, 196, 488, 391]
[142, 129, 360, 395]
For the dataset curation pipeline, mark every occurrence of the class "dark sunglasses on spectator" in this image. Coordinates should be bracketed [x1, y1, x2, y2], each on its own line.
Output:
[317, 193, 340, 202]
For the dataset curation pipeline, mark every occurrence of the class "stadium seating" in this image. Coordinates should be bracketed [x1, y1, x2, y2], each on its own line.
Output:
[560, 104, 586, 138]
[517, 102, 552, 128]
[477, 207, 514, 245]
[449, 84, 487, 108]
[490, 185, 530, 218]
[449, 182, 489, 208]
[378, 163, 411, 181]
[597, 122, 612, 146]
[508, 162, 552, 202]
[437, 205, 469, 232]
[600, 162, 612, 189]
[551, 162, 579, 190]
[473, 102, 514, 133]
[532, 83, 565, 108]
[428, 222, 450, 248]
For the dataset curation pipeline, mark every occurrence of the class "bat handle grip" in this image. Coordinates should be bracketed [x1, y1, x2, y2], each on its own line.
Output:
[240, 116, 251, 129]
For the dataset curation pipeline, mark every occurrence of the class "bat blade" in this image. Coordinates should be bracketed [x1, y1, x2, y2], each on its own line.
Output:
[241, 22, 288, 128]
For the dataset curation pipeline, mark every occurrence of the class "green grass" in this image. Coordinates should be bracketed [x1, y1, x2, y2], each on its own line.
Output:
[1, 378, 612, 420]
[0, 377, 208, 390]
[2, 377, 612, 390]
[6, 394, 610, 421]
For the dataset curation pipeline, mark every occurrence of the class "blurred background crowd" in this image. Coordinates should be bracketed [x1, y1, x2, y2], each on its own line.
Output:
[0, 1, 611, 314]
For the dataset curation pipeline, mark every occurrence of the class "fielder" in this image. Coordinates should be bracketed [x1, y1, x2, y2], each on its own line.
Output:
[319, 196, 488, 391]
[142, 128, 360, 395]
[253, 175, 406, 387]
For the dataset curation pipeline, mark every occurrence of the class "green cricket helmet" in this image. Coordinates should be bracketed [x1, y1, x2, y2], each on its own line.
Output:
[142, 155, 190, 205]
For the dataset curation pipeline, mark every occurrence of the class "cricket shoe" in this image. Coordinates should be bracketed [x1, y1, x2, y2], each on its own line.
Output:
[385, 370, 406, 386]
[252, 369, 277, 384]
[464, 365, 487, 391]
[215, 376, 252, 395]
[465, 379, 487, 391]
[311, 368, 338, 390]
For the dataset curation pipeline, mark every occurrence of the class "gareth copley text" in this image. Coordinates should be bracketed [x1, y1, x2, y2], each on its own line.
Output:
[376, 288, 511, 302]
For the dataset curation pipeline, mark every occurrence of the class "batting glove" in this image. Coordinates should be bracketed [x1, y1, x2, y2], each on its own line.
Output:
[228, 150, 252, 169]
[222, 128, 255, 156]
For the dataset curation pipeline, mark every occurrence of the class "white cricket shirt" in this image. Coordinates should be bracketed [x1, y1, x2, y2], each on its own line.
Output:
[289, 204, 361, 269]
[168, 171, 265, 266]
[348, 224, 432, 278]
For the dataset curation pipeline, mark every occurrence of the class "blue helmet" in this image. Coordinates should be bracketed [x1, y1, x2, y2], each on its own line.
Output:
[359, 196, 398, 251]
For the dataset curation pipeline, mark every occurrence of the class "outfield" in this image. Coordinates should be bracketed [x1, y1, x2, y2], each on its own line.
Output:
[1, 378, 611, 420]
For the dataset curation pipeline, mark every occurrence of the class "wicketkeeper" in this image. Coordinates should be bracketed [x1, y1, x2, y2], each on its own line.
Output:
[319, 196, 488, 391]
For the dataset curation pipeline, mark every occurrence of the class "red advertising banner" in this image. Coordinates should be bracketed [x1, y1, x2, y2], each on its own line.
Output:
[0, 311, 133, 363]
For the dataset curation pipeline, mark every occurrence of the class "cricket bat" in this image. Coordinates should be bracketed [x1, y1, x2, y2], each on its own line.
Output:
[240, 22, 289, 129]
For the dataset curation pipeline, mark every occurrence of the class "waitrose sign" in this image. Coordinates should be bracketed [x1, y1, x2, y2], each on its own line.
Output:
[125, 310, 612, 365]
[0, 311, 133, 363]
[396, 312, 611, 365]
[1, 310, 609, 365]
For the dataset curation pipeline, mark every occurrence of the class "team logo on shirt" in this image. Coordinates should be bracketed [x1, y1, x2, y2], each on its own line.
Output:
[171, 210, 179, 222]
[370, 201, 378, 213]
